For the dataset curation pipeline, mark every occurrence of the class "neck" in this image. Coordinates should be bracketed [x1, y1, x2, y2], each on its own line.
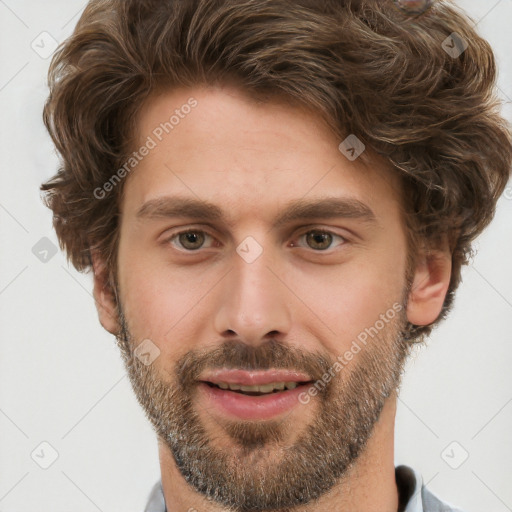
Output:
[158, 393, 399, 512]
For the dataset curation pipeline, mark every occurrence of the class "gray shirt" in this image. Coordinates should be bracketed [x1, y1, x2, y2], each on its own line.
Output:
[143, 465, 466, 512]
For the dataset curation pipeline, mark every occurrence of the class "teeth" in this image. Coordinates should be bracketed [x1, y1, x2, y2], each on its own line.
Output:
[213, 381, 300, 393]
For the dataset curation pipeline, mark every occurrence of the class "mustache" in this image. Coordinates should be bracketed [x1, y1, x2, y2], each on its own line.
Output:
[176, 338, 334, 389]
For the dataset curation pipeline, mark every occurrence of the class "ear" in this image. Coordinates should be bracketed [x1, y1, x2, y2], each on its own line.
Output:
[91, 251, 120, 335]
[406, 245, 452, 326]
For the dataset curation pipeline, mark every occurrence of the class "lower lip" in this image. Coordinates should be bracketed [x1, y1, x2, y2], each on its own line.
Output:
[197, 382, 312, 420]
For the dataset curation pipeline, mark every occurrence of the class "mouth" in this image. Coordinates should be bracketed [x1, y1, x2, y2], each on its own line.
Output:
[195, 369, 317, 419]
[202, 380, 314, 396]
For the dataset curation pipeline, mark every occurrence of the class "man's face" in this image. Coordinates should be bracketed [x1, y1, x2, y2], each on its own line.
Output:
[112, 84, 413, 510]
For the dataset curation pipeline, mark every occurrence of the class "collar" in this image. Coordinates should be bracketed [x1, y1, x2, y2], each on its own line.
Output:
[395, 464, 424, 512]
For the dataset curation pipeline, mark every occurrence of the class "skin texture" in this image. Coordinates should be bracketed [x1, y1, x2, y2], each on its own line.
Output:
[92, 83, 452, 512]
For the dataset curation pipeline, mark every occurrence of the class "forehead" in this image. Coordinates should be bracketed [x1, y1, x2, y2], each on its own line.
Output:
[121, 84, 404, 227]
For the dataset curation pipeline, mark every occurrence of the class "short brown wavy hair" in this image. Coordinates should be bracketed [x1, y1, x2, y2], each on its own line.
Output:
[41, 0, 512, 341]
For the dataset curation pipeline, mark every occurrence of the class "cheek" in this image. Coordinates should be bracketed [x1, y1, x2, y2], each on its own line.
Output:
[118, 250, 216, 351]
[293, 254, 406, 353]
[117, 244, 172, 337]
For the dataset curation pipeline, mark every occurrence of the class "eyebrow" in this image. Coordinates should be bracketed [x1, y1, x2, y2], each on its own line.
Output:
[135, 195, 377, 228]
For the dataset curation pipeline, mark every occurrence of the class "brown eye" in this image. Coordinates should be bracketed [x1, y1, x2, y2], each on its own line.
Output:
[177, 231, 206, 250]
[164, 230, 214, 251]
[305, 231, 333, 250]
[293, 229, 346, 251]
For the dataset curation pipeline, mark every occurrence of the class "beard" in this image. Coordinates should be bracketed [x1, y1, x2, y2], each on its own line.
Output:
[114, 295, 411, 512]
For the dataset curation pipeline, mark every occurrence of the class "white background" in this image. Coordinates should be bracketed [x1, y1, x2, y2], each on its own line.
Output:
[0, 1, 511, 511]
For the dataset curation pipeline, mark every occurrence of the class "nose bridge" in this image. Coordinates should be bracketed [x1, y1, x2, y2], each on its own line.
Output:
[213, 238, 292, 343]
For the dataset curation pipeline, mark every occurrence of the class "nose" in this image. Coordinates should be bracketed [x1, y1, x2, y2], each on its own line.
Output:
[213, 243, 292, 346]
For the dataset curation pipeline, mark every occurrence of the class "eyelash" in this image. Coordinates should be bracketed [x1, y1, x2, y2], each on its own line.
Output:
[163, 228, 348, 253]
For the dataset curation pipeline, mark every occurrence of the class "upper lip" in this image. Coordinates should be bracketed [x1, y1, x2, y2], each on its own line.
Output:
[198, 369, 313, 386]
